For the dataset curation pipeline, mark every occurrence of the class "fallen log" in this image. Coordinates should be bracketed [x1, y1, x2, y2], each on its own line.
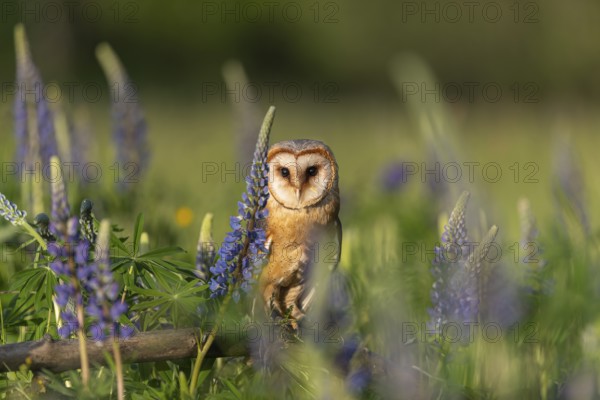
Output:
[0, 328, 248, 373]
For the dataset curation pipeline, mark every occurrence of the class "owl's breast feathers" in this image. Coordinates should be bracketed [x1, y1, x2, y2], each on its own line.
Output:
[259, 190, 340, 320]
[262, 190, 340, 282]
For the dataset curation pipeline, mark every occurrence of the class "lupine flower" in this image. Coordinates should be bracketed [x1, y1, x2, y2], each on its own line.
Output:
[195, 213, 215, 282]
[48, 217, 86, 338]
[49, 156, 71, 237]
[380, 160, 409, 192]
[222, 60, 261, 165]
[429, 191, 498, 331]
[13, 24, 58, 168]
[346, 366, 372, 395]
[70, 106, 93, 169]
[518, 198, 547, 295]
[518, 198, 537, 253]
[81, 220, 130, 340]
[209, 106, 275, 301]
[553, 135, 589, 235]
[466, 224, 498, 301]
[0, 193, 27, 226]
[96, 43, 149, 187]
[46, 157, 82, 338]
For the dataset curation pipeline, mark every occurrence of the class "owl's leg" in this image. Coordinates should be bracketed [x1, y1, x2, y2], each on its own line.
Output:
[263, 283, 305, 331]
[260, 281, 282, 319]
[287, 286, 306, 318]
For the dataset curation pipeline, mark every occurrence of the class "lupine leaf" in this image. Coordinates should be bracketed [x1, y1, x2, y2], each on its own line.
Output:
[138, 246, 186, 259]
[133, 213, 145, 255]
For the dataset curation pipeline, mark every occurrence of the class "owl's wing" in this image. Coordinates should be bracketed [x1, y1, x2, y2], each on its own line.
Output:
[333, 216, 342, 269]
[300, 217, 342, 312]
[251, 232, 272, 320]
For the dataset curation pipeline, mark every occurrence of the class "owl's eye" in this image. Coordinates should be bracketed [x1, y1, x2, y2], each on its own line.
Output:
[280, 167, 290, 178]
[307, 166, 318, 177]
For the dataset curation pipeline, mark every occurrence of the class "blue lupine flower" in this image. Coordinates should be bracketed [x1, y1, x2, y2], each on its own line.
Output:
[70, 105, 93, 169]
[13, 24, 58, 168]
[222, 60, 261, 165]
[429, 192, 499, 333]
[49, 157, 71, 237]
[58, 309, 80, 338]
[83, 220, 130, 340]
[334, 336, 361, 375]
[518, 198, 548, 295]
[209, 107, 275, 301]
[55, 283, 75, 307]
[46, 161, 86, 338]
[96, 43, 149, 188]
[380, 160, 409, 192]
[429, 191, 478, 330]
[0, 193, 27, 226]
[346, 367, 372, 394]
[49, 216, 86, 338]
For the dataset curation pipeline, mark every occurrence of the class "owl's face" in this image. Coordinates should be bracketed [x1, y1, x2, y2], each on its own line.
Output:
[267, 139, 338, 209]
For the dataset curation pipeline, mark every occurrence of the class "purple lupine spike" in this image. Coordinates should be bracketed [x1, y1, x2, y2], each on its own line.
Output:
[70, 106, 93, 169]
[96, 43, 149, 189]
[49, 156, 71, 238]
[518, 198, 547, 294]
[429, 191, 479, 331]
[13, 24, 58, 168]
[439, 191, 470, 260]
[553, 135, 589, 235]
[209, 107, 275, 301]
[50, 216, 84, 338]
[222, 60, 262, 165]
[83, 220, 130, 340]
[380, 160, 409, 192]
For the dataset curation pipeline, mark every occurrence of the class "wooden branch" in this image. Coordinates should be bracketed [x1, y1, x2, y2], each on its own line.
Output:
[0, 328, 248, 373]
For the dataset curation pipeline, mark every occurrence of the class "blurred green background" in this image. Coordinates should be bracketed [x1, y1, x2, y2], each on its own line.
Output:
[0, 0, 598, 249]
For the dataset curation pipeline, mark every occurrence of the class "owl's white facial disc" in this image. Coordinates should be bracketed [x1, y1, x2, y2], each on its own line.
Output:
[268, 150, 333, 209]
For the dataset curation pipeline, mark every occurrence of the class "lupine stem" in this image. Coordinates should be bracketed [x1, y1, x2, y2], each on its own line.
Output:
[20, 222, 48, 251]
[189, 292, 232, 394]
[77, 314, 90, 389]
[66, 241, 90, 387]
[76, 310, 90, 387]
[0, 300, 5, 345]
[112, 339, 125, 400]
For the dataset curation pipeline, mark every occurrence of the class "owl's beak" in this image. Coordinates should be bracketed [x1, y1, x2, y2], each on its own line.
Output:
[294, 187, 301, 201]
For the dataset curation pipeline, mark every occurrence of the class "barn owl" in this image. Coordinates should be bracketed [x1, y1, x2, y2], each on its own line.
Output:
[258, 139, 341, 326]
